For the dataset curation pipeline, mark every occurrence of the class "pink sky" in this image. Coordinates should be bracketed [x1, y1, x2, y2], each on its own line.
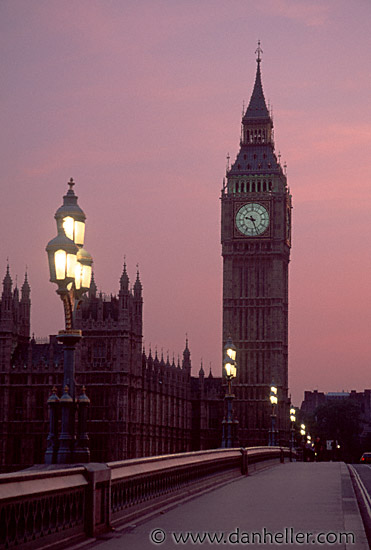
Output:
[1, 0, 371, 405]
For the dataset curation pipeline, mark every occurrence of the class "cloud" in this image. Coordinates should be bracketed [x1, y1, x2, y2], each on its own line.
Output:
[258, 0, 330, 27]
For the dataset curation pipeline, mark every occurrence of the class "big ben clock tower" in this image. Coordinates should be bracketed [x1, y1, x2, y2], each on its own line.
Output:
[221, 44, 292, 446]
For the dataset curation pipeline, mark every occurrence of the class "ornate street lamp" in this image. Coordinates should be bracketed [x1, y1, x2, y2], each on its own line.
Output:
[45, 178, 92, 464]
[221, 337, 237, 448]
[269, 384, 278, 446]
[300, 423, 306, 438]
[290, 407, 296, 452]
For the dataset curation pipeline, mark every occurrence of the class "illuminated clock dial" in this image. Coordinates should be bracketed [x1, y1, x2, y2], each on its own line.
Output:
[235, 203, 269, 236]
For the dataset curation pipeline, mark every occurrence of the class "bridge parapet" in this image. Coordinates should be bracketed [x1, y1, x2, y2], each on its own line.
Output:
[0, 447, 293, 549]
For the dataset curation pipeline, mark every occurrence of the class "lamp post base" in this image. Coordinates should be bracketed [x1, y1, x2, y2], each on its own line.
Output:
[56, 330, 82, 465]
[221, 393, 235, 448]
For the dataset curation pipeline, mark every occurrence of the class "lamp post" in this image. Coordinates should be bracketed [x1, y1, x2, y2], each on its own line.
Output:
[221, 337, 237, 448]
[299, 423, 306, 461]
[300, 423, 306, 441]
[269, 385, 278, 446]
[290, 407, 296, 451]
[45, 179, 93, 464]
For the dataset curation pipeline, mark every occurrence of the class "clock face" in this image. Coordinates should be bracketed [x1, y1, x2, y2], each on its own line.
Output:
[235, 203, 269, 236]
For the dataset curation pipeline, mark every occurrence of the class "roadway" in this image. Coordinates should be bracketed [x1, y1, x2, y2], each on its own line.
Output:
[72, 461, 369, 549]
[351, 464, 371, 497]
[349, 464, 371, 543]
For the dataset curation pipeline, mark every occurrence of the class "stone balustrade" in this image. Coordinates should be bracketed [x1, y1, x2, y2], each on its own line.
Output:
[0, 447, 293, 549]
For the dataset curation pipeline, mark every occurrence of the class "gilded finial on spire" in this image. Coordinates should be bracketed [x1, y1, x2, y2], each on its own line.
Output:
[255, 40, 263, 63]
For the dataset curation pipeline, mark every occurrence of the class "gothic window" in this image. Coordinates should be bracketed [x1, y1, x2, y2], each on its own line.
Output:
[93, 341, 106, 361]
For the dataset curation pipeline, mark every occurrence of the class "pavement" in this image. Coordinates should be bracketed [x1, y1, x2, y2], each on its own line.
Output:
[75, 462, 369, 549]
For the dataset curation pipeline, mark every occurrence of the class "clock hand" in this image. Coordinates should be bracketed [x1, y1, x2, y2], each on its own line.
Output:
[246, 215, 258, 232]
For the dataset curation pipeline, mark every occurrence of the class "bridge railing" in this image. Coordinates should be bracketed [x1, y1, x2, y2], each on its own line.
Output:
[0, 447, 293, 549]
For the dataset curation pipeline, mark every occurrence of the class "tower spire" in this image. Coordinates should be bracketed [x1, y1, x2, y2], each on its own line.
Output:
[243, 42, 269, 121]
[255, 40, 263, 63]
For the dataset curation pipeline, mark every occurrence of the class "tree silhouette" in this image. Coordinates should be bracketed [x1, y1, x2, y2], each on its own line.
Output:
[313, 400, 362, 462]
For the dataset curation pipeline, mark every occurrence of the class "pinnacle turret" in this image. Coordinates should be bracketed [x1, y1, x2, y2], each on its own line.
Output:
[2, 264, 12, 296]
[89, 271, 97, 298]
[21, 271, 30, 301]
[120, 261, 129, 291]
[134, 268, 142, 297]
[182, 336, 191, 373]
[199, 360, 205, 378]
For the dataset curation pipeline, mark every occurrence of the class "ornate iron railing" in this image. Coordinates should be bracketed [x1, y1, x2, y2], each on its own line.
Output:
[110, 448, 241, 517]
[0, 467, 87, 549]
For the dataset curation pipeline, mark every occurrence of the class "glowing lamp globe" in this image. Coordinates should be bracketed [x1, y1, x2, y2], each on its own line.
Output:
[46, 233, 79, 289]
[224, 337, 237, 361]
[224, 361, 237, 379]
[55, 178, 86, 247]
[75, 248, 93, 291]
[270, 394, 278, 405]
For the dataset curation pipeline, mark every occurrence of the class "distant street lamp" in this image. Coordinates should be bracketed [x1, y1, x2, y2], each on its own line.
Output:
[221, 337, 237, 448]
[269, 385, 278, 446]
[290, 407, 296, 452]
[300, 423, 306, 449]
[45, 178, 92, 464]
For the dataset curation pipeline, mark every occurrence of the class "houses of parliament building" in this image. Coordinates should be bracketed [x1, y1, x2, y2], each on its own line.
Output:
[0, 47, 292, 470]
[0, 263, 224, 471]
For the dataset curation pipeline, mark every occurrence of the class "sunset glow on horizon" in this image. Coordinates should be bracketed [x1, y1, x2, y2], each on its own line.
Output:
[1, 0, 371, 405]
